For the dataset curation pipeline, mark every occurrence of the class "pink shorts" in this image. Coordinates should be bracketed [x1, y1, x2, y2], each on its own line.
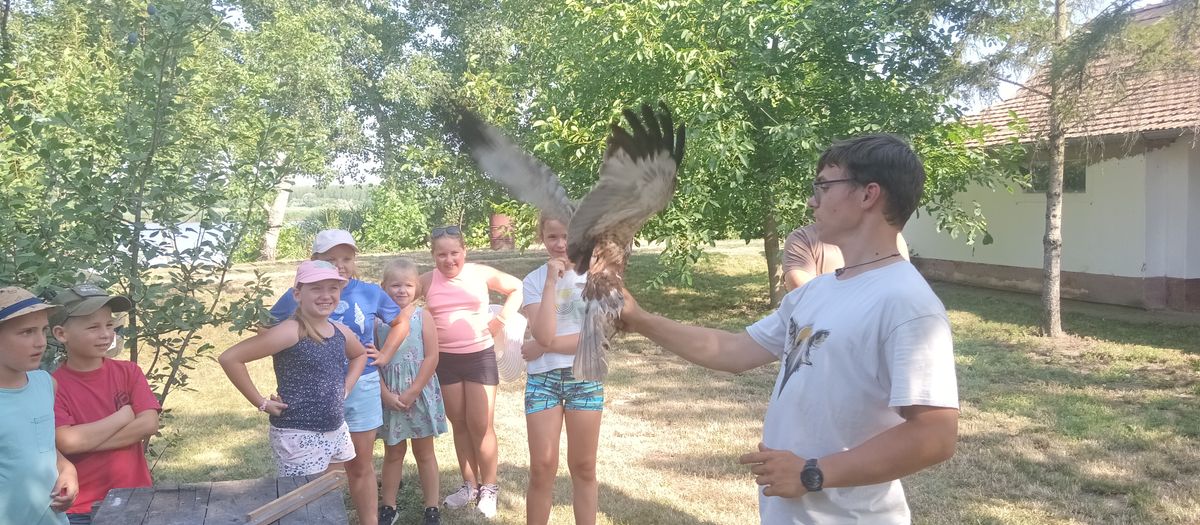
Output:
[268, 422, 355, 477]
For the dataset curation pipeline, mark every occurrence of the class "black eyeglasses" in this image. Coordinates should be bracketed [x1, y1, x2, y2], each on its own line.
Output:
[431, 225, 463, 238]
[812, 177, 858, 194]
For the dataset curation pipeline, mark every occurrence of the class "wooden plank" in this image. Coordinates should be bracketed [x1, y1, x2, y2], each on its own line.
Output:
[202, 477, 279, 525]
[93, 487, 154, 525]
[300, 481, 350, 525]
[244, 471, 346, 525]
[144, 483, 212, 525]
[275, 476, 308, 525]
[275, 475, 348, 524]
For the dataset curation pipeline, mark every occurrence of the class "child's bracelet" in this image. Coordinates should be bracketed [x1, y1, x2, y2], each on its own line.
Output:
[258, 396, 270, 412]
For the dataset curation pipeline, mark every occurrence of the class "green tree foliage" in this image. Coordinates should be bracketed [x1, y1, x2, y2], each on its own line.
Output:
[0, 1, 341, 421]
[359, 182, 430, 252]
[421, 0, 1023, 303]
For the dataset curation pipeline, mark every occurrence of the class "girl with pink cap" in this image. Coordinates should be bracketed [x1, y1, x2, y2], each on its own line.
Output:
[219, 261, 368, 487]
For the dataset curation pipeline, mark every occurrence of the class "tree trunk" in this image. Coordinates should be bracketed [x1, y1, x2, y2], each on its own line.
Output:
[259, 151, 294, 261]
[1041, 0, 1069, 337]
[764, 209, 783, 307]
[260, 177, 294, 261]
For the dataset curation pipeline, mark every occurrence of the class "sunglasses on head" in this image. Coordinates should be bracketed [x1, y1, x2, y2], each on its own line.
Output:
[38, 285, 107, 301]
[431, 225, 463, 238]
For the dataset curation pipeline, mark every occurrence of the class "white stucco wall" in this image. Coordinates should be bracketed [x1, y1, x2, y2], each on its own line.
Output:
[904, 140, 1200, 279]
[1189, 142, 1200, 278]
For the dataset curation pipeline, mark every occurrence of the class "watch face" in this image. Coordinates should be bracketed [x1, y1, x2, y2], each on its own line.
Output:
[801, 467, 823, 490]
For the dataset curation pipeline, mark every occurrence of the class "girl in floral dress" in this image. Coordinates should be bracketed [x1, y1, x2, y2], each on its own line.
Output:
[375, 258, 446, 525]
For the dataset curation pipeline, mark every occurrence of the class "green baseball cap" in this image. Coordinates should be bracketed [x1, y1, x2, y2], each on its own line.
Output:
[46, 284, 134, 327]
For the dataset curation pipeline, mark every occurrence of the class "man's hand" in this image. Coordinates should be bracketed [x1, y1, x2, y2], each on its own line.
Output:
[49, 459, 78, 513]
[739, 442, 808, 498]
[521, 339, 547, 362]
[618, 288, 646, 332]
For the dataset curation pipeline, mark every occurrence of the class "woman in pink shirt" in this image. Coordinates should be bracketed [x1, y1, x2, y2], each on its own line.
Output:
[420, 225, 521, 519]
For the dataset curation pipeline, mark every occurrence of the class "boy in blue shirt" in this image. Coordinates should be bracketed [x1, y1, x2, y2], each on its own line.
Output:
[0, 287, 78, 525]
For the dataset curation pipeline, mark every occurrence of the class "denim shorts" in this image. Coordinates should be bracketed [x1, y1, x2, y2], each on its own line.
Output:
[343, 370, 383, 432]
[524, 367, 604, 415]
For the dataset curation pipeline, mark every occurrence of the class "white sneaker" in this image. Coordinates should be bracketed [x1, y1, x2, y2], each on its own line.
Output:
[476, 484, 499, 519]
[443, 483, 477, 509]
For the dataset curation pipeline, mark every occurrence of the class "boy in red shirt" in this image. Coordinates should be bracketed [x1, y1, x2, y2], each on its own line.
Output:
[48, 284, 160, 524]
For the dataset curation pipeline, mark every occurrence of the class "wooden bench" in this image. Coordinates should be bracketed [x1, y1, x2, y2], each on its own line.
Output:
[91, 474, 348, 525]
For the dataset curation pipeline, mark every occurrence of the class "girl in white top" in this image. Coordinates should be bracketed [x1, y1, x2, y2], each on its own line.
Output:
[520, 215, 605, 525]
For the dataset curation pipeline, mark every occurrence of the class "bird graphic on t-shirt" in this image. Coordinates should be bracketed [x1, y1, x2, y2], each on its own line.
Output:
[778, 322, 830, 396]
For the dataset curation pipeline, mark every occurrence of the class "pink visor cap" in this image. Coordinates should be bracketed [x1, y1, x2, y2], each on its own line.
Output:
[294, 260, 347, 287]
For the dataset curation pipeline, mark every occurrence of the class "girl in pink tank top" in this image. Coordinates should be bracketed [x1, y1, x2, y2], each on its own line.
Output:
[427, 263, 493, 354]
[421, 226, 522, 518]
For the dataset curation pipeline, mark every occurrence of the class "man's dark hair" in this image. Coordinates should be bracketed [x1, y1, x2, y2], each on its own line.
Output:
[816, 134, 925, 227]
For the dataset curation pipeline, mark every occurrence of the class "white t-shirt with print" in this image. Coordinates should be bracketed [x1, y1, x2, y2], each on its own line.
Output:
[745, 261, 958, 524]
[521, 264, 588, 375]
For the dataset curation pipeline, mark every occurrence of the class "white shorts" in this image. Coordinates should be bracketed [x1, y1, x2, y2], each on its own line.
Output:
[268, 422, 356, 477]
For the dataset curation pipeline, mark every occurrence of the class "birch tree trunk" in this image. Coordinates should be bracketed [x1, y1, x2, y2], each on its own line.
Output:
[1041, 0, 1069, 337]
[260, 177, 294, 261]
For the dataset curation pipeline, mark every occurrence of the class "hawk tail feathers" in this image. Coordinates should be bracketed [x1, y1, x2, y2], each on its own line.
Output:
[573, 289, 623, 381]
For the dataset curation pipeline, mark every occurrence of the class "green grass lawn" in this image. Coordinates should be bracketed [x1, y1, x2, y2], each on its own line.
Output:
[144, 241, 1200, 524]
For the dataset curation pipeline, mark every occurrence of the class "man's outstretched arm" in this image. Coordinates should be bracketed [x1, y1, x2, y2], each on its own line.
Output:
[620, 290, 777, 374]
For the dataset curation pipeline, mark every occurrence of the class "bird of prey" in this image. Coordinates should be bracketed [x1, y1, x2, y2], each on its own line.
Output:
[452, 103, 686, 381]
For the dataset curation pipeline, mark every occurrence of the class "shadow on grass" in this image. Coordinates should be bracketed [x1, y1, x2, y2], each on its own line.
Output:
[385, 464, 726, 525]
[496, 464, 725, 525]
[957, 339, 1200, 440]
[934, 283, 1200, 353]
[641, 449, 753, 479]
[603, 338, 775, 430]
[972, 430, 1160, 518]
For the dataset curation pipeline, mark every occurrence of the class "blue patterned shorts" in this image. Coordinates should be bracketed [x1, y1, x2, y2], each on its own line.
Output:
[524, 368, 604, 415]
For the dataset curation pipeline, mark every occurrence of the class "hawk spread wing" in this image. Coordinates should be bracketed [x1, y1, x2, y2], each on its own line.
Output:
[453, 106, 576, 224]
[451, 103, 686, 381]
[566, 105, 685, 380]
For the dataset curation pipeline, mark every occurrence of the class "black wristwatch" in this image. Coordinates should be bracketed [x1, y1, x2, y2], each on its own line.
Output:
[800, 458, 824, 492]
